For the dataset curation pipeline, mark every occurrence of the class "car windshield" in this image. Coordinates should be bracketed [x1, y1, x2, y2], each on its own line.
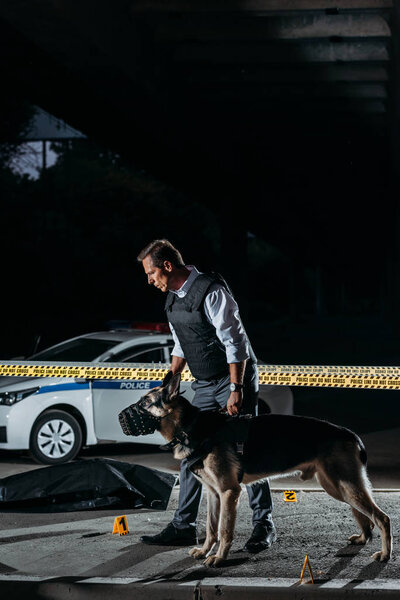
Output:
[30, 338, 121, 362]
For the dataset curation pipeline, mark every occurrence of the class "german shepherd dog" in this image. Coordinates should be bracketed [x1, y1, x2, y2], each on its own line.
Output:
[120, 372, 392, 567]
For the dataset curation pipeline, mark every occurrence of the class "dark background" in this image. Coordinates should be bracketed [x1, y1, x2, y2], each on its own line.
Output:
[0, 1, 400, 431]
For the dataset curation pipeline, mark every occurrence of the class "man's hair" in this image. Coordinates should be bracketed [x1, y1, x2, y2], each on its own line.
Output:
[137, 239, 185, 268]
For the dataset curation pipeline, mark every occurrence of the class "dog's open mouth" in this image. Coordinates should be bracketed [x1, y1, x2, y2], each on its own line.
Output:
[119, 402, 161, 436]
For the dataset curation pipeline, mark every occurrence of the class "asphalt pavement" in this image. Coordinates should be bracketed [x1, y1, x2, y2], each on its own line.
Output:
[0, 428, 399, 599]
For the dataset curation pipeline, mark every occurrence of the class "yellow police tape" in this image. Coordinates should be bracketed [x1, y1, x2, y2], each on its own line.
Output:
[0, 361, 400, 389]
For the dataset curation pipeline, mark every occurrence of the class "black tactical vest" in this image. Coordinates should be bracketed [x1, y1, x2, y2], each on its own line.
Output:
[165, 272, 257, 380]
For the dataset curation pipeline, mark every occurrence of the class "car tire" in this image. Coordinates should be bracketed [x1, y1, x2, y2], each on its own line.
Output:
[30, 410, 83, 465]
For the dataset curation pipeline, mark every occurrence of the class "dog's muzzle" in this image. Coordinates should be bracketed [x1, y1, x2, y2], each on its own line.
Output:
[118, 401, 161, 437]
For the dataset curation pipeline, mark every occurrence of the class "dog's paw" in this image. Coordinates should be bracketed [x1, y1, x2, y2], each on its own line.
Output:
[189, 547, 206, 559]
[203, 554, 224, 568]
[371, 551, 390, 562]
[348, 533, 369, 545]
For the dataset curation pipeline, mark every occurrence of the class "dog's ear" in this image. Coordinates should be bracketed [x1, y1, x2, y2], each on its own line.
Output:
[163, 372, 181, 402]
[162, 370, 174, 388]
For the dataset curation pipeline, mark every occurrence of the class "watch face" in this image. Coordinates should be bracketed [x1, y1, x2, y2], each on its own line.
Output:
[230, 383, 243, 392]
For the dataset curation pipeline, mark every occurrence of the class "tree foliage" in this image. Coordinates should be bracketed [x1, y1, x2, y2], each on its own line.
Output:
[0, 138, 220, 355]
[0, 99, 35, 169]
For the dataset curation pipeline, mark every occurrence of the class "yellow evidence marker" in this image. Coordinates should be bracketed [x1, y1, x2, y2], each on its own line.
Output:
[112, 515, 129, 536]
[284, 490, 297, 502]
[300, 554, 314, 584]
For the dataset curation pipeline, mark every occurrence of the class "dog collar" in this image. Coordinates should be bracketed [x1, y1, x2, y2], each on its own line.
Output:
[160, 431, 190, 451]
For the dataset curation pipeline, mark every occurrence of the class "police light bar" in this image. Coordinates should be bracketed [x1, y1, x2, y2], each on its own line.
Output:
[131, 322, 170, 333]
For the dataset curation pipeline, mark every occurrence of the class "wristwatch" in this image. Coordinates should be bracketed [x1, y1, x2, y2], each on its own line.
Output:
[229, 382, 244, 393]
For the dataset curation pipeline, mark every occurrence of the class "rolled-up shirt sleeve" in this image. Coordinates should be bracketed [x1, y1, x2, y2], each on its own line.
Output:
[168, 322, 185, 358]
[204, 285, 250, 364]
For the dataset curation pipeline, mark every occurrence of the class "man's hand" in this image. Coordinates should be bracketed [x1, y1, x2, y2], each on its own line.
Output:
[226, 390, 243, 416]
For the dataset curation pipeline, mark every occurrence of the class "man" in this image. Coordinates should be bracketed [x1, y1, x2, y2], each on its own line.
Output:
[137, 239, 276, 552]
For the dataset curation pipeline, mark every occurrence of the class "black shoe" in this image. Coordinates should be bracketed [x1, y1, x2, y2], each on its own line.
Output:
[243, 522, 277, 553]
[140, 522, 198, 546]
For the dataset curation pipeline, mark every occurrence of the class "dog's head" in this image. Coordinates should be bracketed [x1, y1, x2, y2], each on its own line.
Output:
[118, 371, 181, 437]
[141, 371, 181, 418]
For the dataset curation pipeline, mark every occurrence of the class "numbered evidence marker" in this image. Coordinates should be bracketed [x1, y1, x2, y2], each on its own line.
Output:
[284, 490, 297, 502]
[300, 554, 314, 584]
[112, 515, 129, 536]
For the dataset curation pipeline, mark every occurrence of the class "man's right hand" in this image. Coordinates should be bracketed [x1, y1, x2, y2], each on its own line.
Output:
[226, 391, 243, 416]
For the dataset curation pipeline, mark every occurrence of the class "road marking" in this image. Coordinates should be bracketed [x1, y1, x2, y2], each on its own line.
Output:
[188, 578, 400, 589]
[180, 577, 300, 587]
[0, 575, 399, 589]
[113, 547, 190, 578]
[356, 580, 400, 590]
[0, 574, 58, 581]
[143, 578, 168, 585]
[79, 577, 142, 585]
[320, 579, 354, 588]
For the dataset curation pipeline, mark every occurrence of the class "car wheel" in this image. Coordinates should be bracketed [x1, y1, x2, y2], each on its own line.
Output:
[30, 410, 83, 465]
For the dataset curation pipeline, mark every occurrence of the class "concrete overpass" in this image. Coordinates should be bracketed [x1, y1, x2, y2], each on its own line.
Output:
[0, 1, 398, 298]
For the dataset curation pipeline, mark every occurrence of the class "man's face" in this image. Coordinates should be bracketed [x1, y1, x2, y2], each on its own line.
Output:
[142, 256, 171, 292]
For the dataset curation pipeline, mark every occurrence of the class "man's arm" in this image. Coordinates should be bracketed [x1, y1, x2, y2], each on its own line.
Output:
[168, 322, 187, 374]
[226, 360, 246, 415]
[204, 286, 250, 416]
[171, 354, 187, 374]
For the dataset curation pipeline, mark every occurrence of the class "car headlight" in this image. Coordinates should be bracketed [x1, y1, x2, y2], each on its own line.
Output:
[0, 387, 39, 406]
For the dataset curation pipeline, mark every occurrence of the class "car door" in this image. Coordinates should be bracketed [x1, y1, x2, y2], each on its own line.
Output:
[92, 344, 194, 444]
[92, 344, 166, 444]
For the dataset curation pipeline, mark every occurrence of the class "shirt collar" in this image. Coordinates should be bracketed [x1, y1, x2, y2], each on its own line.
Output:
[171, 265, 201, 298]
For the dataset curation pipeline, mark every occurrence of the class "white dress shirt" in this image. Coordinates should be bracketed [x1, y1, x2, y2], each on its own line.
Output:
[168, 266, 250, 364]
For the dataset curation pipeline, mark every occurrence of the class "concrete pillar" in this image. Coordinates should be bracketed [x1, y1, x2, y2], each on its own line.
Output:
[388, 5, 400, 330]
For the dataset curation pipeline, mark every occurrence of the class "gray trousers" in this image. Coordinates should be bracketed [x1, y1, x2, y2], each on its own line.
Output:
[172, 364, 273, 529]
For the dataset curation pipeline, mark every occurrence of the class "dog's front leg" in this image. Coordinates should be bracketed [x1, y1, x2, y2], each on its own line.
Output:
[190, 488, 220, 559]
[204, 486, 241, 567]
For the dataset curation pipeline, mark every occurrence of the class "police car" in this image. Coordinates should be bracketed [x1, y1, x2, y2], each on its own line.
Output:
[0, 328, 293, 465]
[0, 328, 188, 465]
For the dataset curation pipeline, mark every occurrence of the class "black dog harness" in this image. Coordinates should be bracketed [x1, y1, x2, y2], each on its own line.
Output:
[184, 414, 252, 482]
